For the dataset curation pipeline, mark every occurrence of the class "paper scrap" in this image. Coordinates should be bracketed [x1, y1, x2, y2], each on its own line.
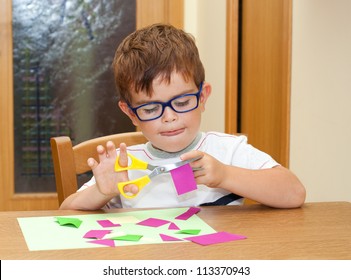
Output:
[184, 231, 247, 246]
[55, 217, 82, 228]
[88, 239, 115, 247]
[97, 219, 121, 228]
[137, 218, 170, 227]
[168, 222, 180, 230]
[83, 230, 112, 239]
[170, 163, 198, 195]
[175, 207, 201, 220]
[160, 234, 183, 242]
[176, 229, 201, 235]
[110, 234, 143, 241]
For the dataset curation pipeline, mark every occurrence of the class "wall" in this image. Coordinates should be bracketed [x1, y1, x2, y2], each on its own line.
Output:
[290, 0, 351, 202]
[184, 0, 226, 133]
[185, 0, 351, 202]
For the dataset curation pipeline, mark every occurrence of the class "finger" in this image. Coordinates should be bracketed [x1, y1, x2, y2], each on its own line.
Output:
[193, 168, 206, 178]
[87, 157, 98, 170]
[123, 184, 139, 195]
[96, 145, 107, 161]
[118, 143, 128, 167]
[106, 141, 117, 158]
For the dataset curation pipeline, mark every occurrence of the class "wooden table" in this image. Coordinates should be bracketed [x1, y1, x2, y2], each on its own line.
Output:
[0, 202, 350, 260]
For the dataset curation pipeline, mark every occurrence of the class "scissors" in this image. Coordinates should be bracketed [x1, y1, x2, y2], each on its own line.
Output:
[115, 153, 201, 199]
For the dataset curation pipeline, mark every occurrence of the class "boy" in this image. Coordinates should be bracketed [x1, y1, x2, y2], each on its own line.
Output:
[60, 23, 305, 210]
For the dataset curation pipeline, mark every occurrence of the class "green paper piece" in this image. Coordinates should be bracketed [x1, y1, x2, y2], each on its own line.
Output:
[55, 217, 82, 228]
[176, 229, 201, 235]
[111, 234, 143, 241]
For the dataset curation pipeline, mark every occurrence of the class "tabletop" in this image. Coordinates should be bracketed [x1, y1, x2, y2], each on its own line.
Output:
[0, 201, 350, 260]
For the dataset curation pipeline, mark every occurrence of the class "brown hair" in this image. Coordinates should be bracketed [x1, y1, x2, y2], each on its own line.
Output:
[112, 23, 205, 103]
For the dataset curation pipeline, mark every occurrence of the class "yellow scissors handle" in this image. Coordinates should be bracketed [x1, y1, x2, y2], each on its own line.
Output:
[115, 153, 148, 171]
[117, 175, 151, 199]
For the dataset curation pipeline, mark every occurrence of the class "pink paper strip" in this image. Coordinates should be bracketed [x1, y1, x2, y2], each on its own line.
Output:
[170, 163, 197, 195]
[175, 207, 201, 220]
[97, 219, 121, 228]
[160, 234, 183, 242]
[137, 217, 170, 227]
[184, 231, 247, 246]
[88, 239, 115, 247]
[83, 230, 112, 239]
[168, 222, 180, 230]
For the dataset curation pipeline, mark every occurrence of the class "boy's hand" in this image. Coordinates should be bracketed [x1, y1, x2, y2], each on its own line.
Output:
[180, 150, 226, 188]
[87, 141, 139, 197]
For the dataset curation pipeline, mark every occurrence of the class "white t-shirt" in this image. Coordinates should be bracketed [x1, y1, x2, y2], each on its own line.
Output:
[79, 131, 279, 208]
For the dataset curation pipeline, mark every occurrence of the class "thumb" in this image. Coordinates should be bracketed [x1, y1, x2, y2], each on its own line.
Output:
[180, 150, 203, 161]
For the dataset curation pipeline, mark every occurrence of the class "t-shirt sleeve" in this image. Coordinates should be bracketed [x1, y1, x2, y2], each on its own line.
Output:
[231, 135, 280, 169]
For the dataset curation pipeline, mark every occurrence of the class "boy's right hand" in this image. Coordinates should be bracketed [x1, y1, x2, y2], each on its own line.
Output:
[87, 141, 139, 197]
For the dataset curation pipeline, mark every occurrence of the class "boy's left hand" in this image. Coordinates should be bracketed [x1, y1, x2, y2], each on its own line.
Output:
[180, 150, 226, 188]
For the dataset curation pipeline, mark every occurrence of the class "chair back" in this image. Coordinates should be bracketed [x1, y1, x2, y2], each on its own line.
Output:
[50, 131, 147, 205]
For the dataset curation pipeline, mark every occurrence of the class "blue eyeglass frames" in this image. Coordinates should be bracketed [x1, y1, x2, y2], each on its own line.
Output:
[128, 82, 204, 121]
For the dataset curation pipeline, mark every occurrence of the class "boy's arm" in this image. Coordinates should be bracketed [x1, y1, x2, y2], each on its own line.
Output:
[181, 151, 306, 208]
[59, 184, 116, 210]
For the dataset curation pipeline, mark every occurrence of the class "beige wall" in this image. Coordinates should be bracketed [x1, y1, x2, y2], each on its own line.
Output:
[184, 0, 226, 133]
[185, 0, 351, 202]
[290, 0, 351, 202]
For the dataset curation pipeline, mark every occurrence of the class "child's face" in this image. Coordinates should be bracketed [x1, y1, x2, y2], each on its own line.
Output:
[119, 72, 211, 153]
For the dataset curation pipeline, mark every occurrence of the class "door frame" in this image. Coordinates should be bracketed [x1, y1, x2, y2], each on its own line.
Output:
[0, 0, 183, 210]
[225, 0, 291, 167]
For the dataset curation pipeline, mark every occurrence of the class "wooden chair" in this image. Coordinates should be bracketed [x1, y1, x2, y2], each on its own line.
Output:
[50, 131, 147, 206]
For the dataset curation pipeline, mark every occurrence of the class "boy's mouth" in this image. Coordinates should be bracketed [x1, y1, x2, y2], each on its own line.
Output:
[160, 128, 185, 137]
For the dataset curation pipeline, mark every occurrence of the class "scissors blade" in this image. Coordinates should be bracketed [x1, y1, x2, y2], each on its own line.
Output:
[149, 155, 202, 178]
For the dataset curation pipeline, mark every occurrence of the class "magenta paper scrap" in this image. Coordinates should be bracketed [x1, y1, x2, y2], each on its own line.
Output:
[168, 222, 180, 230]
[88, 239, 115, 247]
[97, 219, 121, 228]
[175, 207, 201, 220]
[184, 231, 247, 246]
[159, 234, 183, 242]
[137, 217, 170, 227]
[170, 163, 197, 195]
[83, 229, 112, 239]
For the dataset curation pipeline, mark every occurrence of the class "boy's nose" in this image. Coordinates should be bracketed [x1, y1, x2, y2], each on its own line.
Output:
[161, 106, 178, 122]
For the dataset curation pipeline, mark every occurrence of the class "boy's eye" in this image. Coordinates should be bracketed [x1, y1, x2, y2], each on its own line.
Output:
[140, 103, 161, 114]
[173, 97, 191, 107]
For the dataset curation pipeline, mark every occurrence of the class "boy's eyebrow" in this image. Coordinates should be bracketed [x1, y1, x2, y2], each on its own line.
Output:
[132, 86, 198, 106]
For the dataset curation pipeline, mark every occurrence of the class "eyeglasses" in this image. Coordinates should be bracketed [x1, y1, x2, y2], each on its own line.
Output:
[128, 82, 203, 121]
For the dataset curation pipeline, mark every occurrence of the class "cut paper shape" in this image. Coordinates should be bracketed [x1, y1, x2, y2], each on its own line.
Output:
[88, 239, 115, 247]
[176, 229, 201, 235]
[175, 207, 201, 220]
[97, 219, 121, 228]
[170, 163, 198, 195]
[168, 222, 180, 230]
[137, 217, 170, 227]
[160, 234, 183, 242]
[184, 231, 247, 246]
[83, 230, 112, 239]
[110, 234, 143, 241]
[55, 217, 82, 228]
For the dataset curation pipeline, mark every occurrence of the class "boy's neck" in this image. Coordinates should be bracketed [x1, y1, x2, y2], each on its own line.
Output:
[147, 132, 203, 159]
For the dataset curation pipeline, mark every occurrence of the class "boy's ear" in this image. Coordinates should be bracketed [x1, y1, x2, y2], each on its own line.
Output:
[118, 101, 139, 126]
[199, 82, 212, 112]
